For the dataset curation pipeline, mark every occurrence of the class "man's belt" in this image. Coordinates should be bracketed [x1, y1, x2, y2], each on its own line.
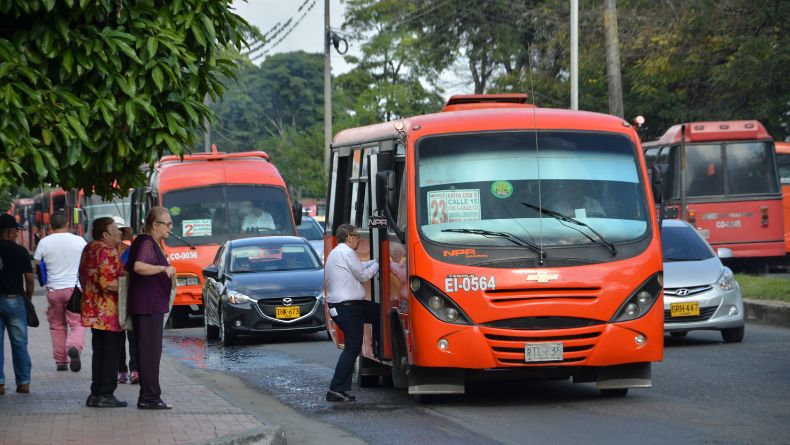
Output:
[328, 300, 364, 307]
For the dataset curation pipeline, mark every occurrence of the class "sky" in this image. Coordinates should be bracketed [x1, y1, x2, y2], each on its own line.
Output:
[232, 0, 355, 75]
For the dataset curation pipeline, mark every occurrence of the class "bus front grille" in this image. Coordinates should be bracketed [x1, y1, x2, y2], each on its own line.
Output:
[482, 328, 602, 366]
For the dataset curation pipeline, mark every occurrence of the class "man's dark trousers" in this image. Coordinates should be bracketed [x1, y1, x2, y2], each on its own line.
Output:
[329, 300, 380, 392]
[90, 328, 124, 396]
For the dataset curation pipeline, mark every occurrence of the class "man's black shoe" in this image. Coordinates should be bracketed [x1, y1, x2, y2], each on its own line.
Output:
[85, 395, 98, 407]
[137, 400, 173, 410]
[325, 390, 356, 402]
[93, 395, 127, 408]
[68, 347, 81, 372]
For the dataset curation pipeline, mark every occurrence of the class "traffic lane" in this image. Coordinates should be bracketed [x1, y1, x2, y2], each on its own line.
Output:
[163, 323, 790, 445]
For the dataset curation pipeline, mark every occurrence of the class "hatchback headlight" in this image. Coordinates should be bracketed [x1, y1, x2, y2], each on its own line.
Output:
[716, 267, 736, 291]
[227, 290, 255, 305]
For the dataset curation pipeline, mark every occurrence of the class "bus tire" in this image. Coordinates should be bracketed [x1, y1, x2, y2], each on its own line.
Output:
[390, 322, 409, 389]
[721, 326, 744, 343]
[670, 331, 688, 338]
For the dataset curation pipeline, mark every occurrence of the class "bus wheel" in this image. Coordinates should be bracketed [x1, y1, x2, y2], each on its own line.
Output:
[600, 388, 628, 397]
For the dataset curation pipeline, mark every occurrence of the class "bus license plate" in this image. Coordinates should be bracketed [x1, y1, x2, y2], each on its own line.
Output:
[670, 302, 700, 317]
[275, 306, 300, 319]
[525, 342, 563, 362]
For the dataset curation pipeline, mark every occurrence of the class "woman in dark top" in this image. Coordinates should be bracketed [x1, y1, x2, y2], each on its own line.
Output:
[126, 207, 176, 410]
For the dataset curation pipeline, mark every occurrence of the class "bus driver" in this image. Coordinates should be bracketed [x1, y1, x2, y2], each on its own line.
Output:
[241, 205, 275, 233]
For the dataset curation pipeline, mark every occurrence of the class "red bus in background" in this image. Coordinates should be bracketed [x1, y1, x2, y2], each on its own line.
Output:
[9, 198, 35, 251]
[775, 142, 790, 254]
[644, 121, 784, 267]
[131, 147, 302, 327]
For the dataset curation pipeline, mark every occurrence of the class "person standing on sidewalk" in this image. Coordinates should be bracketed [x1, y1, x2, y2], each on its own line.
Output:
[79, 217, 127, 408]
[33, 211, 86, 372]
[0, 213, 34, 395]
[113, 216, 139, 385]
[324, 224, 379, 402]
[126, 207, 175, 410]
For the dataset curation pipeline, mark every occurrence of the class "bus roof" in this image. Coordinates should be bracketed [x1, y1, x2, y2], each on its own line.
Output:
[154, 151, 286, 192]
[651, 120, 772, 145]
[331, 106, 638, 149]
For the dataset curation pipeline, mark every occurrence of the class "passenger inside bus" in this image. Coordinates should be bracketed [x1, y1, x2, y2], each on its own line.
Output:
[242, 204, 276, 233]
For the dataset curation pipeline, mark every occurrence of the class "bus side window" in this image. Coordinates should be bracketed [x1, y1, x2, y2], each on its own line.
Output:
[396, 162, 407, 233]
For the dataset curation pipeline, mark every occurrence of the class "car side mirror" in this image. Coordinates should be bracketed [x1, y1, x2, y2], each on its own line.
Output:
[717, 248, 734, 259]
[649, 165, 663, 204]
[202, 264, 220, 281]
[292, 202, 303, 226]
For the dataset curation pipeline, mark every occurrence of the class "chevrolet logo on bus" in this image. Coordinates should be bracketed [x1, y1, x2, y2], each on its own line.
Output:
[526, 271, 559, 283]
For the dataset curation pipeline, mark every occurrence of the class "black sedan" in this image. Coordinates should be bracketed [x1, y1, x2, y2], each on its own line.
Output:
[202, 236, 326, 346]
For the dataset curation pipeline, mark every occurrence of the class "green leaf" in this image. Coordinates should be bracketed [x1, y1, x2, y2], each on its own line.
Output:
[201, 16, 216, 42]
[65, 114, 89, 143]
[43, 0, 56, 12]
[32, 150, 48, 177]
[66, 142, 80, 165]
[115, 40, 142, 64]
[63, 49, 74, 73]
[151, 65, 164, 91]
[191, 23, 207, 48]
[41, 129, 54, 145]
[133, 96, 156, 117]
[147, 36, 158, 57]
[124, 100, 136, 129]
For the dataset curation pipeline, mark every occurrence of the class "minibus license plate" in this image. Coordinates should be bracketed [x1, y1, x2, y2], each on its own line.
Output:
[670, 302, 700, 317]
[525, 342, 563, 362]
[275, 306, 300, 319]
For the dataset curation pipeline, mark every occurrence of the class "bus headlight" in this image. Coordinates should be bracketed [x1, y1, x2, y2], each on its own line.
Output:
[409, 276, 472, 325]
[611, 273, 662, 322]
[176, 274, 201, 287]
[227, 290, 255, 305]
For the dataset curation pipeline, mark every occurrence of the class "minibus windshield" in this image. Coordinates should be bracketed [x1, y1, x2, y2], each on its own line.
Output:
[417, 131, 648, 248]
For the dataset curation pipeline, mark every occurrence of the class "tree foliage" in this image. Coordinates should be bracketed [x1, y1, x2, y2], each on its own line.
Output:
[0, 0, 249, 197]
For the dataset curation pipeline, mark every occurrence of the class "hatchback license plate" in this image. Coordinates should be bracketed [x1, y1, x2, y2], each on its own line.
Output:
[275, 306, 300, 319]
[525, 342, 563, 362]
[670, 302, 700, 317]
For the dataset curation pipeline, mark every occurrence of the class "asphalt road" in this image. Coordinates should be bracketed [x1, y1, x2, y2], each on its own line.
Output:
[164, 323, 790, 445]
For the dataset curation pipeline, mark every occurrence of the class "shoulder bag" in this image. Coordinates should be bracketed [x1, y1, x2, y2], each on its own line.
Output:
[24, 297, 39, 327]
[66, 285, 82, 314]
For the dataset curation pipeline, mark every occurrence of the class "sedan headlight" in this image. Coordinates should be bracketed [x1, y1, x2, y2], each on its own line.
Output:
[227, 290, 255, 305]
[716, 267, 736, 291]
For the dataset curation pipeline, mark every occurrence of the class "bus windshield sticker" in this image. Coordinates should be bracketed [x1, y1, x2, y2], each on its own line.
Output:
[182, 219, 212, 237]
[427, 189, 481, 224]
[169, 206, 181, 216]
[490, 180, 513, 199]
[444, 274, 496, 293]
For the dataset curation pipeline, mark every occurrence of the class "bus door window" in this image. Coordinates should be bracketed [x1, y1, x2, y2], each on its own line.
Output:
[349, 148, 370, 229]
[725, 142, 779, 195]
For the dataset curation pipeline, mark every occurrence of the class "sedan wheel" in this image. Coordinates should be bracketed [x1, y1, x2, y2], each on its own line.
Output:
[721, 326, 744, 343]
[204, 310, 219, 340]
[219, 308, 236, 346]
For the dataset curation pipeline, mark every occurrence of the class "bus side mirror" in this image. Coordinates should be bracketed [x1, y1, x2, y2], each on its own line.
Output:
[376, 170, 397, 216]
[649, 165, 663, 204]
[717, 248, 734, 259]
[292, 202, 303, 226]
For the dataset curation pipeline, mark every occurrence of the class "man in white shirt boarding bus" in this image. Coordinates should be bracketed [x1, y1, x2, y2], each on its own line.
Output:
[324, 223, 379, 402]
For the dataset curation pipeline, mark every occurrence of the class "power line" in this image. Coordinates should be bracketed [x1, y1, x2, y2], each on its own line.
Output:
[249, 0, 317, 62]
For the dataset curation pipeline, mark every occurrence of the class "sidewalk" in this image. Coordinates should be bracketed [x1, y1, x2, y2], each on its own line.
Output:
[0, 289, 285, 445]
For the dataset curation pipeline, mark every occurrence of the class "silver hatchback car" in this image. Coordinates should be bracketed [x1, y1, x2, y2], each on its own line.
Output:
[661, 219, 745, 343]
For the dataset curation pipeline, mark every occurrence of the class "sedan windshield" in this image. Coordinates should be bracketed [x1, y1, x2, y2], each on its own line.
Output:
[229, 243, 321, 273]
[162, 185, 294, 247]
[661, 225, 715, 261]
[417, 131, 648, 249]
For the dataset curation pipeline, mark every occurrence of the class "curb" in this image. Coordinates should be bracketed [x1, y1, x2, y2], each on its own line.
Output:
[744, 298, 790, 328]
[187, 426, 287, 445]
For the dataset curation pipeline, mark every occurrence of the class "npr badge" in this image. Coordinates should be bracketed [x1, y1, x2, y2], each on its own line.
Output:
[368, 216, 388, 229]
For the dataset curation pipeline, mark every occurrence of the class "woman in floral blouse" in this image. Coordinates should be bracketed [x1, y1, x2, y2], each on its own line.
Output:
[79, 217, 127, 408]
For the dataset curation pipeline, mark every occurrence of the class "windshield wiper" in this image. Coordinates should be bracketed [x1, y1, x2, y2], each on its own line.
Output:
[522, 201, 617, 256]
[441, 228, 546, 261]
[169, 232, 196, 250]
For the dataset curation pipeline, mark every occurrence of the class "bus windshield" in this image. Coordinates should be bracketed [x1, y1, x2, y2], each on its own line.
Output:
[417, 131, 648, 248]
[82, 193, 132, 240]
[162, 185, 293, 247]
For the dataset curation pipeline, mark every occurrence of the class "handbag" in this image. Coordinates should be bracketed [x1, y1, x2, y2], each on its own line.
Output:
[117, 276, 133, 331]
[66, 285, 82, 314]
[24, 297, 39, 328]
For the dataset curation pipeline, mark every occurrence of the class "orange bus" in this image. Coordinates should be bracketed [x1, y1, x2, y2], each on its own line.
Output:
[10, 197, 35, 251]
[775, 142, 790, 254]
[644, 121, 784, 266]
[325, 94, 664, 397]
[131, 148, 302, 327]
